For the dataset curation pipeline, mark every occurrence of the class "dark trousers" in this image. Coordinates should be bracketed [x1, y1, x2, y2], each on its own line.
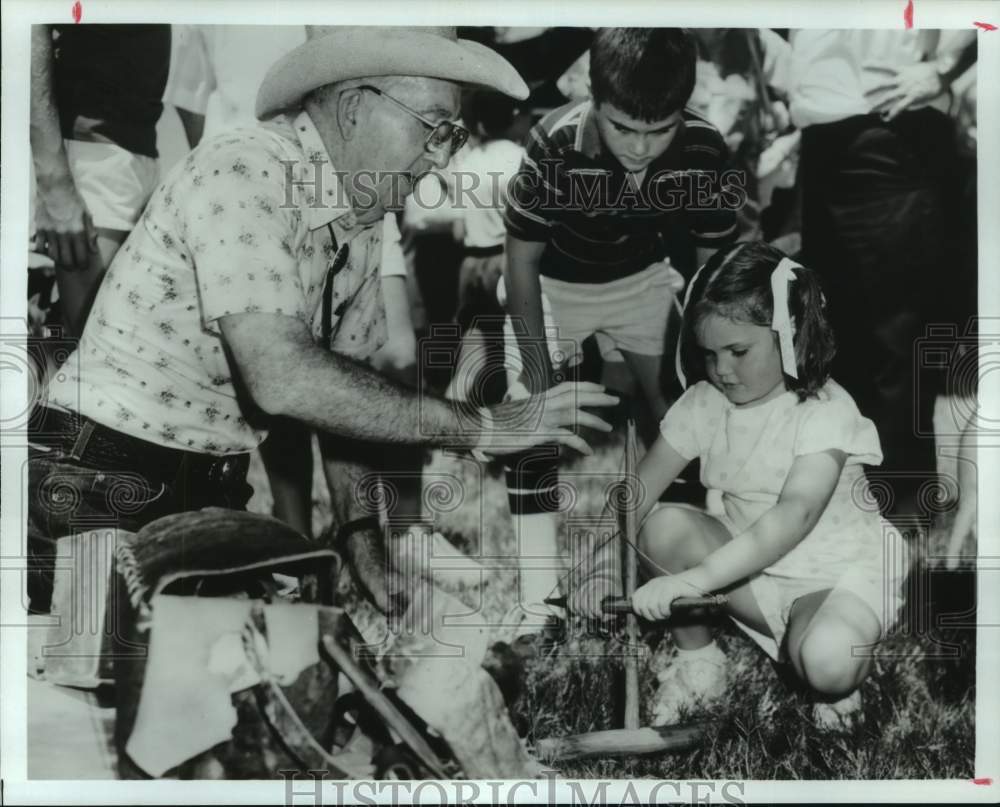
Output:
[800, 108, 956, 516]
[27, 434, 252, 614]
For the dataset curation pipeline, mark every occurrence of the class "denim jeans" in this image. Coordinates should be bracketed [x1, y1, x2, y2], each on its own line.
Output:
[27, 444, 252, 614]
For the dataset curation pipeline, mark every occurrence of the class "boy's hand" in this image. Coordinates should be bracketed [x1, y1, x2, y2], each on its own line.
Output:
[632, 575, 695, 621]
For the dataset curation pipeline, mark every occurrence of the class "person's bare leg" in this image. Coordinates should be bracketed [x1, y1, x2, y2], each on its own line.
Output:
[784, 588, 881, 697]
[259, 419, 314, 539]
[639, 505, 772, 649]
[600, 358, 636, 398]
[640, 505, 771, 726]
[445, 325, 488, 401]
[515, 511, 562, 614]
[620, 349, 668, 422]
[318, 434, 404, 614]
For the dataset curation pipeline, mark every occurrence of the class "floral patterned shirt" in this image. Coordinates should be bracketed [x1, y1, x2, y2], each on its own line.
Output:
[48, 110, 388, 454]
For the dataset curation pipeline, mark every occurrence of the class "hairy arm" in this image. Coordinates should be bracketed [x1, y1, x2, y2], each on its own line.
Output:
[219, 311, 616, 455]
[30, 25, 95, 269]
[30, 26, 68, 183]
[503, 235, 552, 394]
[221, 312, 467, 446]
[686, 449, 846, 593]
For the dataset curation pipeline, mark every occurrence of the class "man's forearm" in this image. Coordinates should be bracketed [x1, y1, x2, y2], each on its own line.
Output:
[30, 25, 72, 188]
[221, 312, 476, 450]
[284, 346, 476, 450]
[221, 310, 617, 460]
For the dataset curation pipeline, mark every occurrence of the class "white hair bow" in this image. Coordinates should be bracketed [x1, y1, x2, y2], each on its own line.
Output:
[771, 257, 800, 379]
[673, 259, 708, 390]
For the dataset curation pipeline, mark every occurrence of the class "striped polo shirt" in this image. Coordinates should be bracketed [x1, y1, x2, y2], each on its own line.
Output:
[504, 100, 741, 283]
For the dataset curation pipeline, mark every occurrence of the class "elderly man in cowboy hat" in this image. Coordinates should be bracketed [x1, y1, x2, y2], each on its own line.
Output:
[28, 26, 617, 615]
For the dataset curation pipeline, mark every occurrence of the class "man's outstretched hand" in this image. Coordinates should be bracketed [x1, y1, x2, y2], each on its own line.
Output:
[476, 381, 618, 458]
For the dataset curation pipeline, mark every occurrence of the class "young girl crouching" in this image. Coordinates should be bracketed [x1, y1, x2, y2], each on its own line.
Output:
[573, 241, 911, 727]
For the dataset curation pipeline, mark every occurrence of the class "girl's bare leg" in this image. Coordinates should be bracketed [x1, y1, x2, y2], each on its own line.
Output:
[639, 505, 773, 648]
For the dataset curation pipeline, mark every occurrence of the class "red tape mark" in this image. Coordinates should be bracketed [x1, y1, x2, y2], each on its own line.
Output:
[904, 0, 914, 28]
[974, 21, 998, 31]
[71, 1, 82, 22]
[972, 778, 993, 785]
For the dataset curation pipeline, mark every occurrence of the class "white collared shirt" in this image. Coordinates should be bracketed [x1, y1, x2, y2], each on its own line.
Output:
[164, 25, 307, 141]
[48, 110, 387, 454]
[788, 29, 950, 129]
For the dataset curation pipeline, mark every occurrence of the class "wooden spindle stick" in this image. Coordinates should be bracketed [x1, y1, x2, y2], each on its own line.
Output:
[622, 417, 640, 731]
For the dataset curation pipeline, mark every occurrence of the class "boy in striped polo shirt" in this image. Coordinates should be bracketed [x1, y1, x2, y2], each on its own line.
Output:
[500, 28, 740, 637]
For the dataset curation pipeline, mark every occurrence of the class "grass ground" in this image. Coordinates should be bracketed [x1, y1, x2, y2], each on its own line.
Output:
[244, 405, 976, 780]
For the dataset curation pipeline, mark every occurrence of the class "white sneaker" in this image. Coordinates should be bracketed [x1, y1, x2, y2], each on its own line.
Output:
[812, 689, 862, 730]
[650, 641, 727, 726]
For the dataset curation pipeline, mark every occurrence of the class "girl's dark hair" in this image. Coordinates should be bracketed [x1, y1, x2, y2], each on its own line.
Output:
[589, 28, 697, 122]
[680, 241, 836, 401]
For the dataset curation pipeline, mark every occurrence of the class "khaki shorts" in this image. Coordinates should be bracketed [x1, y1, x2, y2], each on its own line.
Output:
[498, 261, 678, 375]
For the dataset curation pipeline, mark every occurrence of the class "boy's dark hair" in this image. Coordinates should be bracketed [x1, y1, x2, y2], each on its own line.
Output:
[680, 241, 837, 401]
[462, 89, 518, 140]
[589, 28, 697, 122]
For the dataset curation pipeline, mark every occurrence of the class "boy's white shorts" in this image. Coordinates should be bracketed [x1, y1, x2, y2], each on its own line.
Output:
[497, 261, 678, 375]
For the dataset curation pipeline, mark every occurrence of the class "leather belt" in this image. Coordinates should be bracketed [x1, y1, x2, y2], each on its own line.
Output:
[31, 407, 250, 489]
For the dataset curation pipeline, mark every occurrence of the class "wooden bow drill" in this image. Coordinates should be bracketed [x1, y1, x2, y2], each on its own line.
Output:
[537, 417, 726, 762]
[621, 415, 641, 732]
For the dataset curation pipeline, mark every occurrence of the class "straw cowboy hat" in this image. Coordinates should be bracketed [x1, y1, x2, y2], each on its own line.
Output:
[256, 25, 529, 118]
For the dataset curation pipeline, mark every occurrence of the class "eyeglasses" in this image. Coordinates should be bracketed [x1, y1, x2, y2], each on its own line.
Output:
[355, 84, 470, 156]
